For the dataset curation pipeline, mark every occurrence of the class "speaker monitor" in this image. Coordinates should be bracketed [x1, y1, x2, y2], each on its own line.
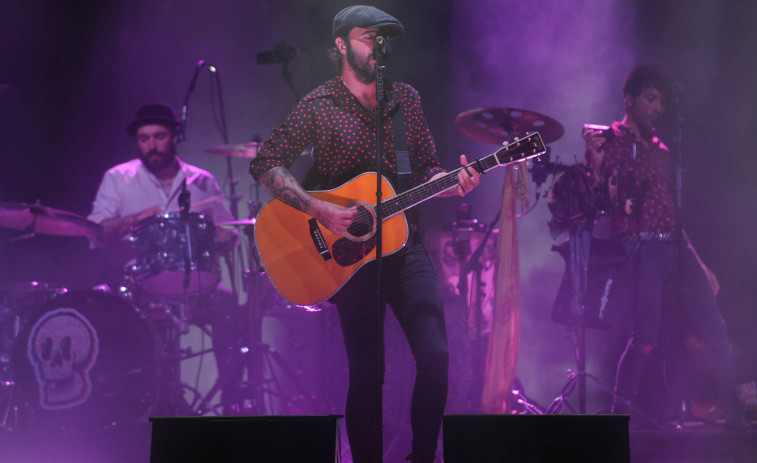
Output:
[149, 415, 342, 463]
[444, 414, 630, 463]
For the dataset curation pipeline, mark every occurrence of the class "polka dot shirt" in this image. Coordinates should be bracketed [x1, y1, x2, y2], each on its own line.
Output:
[249, 77, 444, 228]
[598, 121, 676, 236]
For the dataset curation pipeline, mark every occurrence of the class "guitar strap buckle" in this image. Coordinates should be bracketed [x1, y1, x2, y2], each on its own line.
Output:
[393, 104, 413, 193]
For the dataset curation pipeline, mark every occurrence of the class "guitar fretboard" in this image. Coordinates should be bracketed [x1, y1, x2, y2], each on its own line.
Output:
[377, 133, 545, 218]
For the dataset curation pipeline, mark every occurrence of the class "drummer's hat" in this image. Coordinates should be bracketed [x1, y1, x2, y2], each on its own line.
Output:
[126, 103, 180, 136]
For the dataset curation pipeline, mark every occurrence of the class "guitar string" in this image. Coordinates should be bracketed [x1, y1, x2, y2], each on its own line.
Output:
[344, 137, 542, 235]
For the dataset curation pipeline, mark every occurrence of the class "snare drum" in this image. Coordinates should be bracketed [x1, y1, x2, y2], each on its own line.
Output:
[130, 212, 220, 296]
[12, 290, 161, 433]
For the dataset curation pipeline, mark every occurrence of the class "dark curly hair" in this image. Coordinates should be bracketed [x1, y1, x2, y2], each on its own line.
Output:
[327, 35, 347, 74]
[622, 64, 673, 105]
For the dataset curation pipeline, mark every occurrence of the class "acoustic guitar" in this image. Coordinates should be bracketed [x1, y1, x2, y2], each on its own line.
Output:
[255, 132, 546, 306]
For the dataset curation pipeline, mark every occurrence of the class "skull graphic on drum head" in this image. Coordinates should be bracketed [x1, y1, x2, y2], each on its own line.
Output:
[27, 308, 99, 410]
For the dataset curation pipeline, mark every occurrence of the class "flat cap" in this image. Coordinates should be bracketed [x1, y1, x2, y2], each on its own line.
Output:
[333, 5, 404, 38]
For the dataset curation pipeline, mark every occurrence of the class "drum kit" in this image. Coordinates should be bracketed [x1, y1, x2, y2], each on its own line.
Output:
[0, 138, 311, 435]
[1, 106, 570, 435]
[448, 107, 580, 413]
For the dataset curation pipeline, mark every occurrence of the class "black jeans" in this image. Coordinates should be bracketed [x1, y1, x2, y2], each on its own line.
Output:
[615, 239, 741, 419]
[628, 240, 729, 348]
[332, 240, 449, 463]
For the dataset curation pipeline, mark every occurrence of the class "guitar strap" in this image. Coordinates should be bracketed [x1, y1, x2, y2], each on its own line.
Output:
[392, 104, 413, 193]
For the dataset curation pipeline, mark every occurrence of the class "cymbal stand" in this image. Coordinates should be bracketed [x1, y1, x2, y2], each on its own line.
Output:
[194, 185, 321, 415]
[152, 313, 196, 417]
[0, 382, 17, 431]
[456, 211, 499, 411]
[0, 305, 18, 430]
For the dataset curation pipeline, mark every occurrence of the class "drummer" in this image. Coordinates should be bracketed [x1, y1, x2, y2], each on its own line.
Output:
[88, 103, 235, 243]
[88, 103, 246, 413]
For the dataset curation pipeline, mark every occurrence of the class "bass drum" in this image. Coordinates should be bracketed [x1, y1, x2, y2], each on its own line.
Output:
[12, 290, 162, 434]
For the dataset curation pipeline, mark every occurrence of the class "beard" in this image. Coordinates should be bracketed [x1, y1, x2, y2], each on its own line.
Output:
[346, 41, 376, 85]
[139, 144, 177, 174]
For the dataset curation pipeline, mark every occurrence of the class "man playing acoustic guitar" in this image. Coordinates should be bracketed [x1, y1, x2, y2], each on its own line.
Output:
[249, 5, 480, 463]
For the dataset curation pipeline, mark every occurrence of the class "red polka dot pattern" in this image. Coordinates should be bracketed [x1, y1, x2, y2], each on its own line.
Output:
[599, 121, 676, 236]
[249, 77, 445, 228]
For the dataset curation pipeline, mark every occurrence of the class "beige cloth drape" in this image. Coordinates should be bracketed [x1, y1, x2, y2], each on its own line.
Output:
[481, 165, 528, 413]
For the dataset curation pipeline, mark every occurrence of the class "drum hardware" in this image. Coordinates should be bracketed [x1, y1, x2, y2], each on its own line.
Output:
[0, 281, 68, 431]
[547, 164, 602, 230]
[192, 193, 325, 416]
[447, 209, 500, 412]
[454, 107, 565, 146]
[9, 290, 163, 434]
[148, 316, 199, 418]
[217, 218, 256, 227]
[130, 212, 220, 297]
[1, 307, 18, 431]
[454, 111, 562, 220]
[0, 201, 102, 239]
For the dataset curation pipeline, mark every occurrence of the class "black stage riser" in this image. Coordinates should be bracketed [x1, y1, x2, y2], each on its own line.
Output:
[149, 415, 342, 463]
[443, 414, 631, 463]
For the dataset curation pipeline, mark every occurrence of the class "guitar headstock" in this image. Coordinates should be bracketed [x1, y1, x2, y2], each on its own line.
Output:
[495, 132, 547, 165]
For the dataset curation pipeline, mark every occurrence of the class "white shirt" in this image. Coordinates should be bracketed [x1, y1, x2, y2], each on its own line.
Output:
[88, 157, 234, 231]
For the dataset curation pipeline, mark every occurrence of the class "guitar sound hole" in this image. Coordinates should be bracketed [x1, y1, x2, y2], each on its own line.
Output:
[347, 205, 374, 239]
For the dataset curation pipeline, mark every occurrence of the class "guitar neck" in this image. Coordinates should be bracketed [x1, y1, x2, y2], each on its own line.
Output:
[379, 132, 546, 218]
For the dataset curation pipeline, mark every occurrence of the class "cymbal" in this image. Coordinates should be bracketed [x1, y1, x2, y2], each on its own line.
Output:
[455, 107, 564, 145]
[204, 142, 261, 159]
[217, 218, 256, 227]
[0, 202, 103, 237]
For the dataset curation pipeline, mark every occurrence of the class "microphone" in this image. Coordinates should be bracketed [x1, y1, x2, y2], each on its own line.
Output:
[179, 178, 191, 215]
[256, 42, 298, 65]
[373, 36, 390, 59]
[176, 60, 207, 144]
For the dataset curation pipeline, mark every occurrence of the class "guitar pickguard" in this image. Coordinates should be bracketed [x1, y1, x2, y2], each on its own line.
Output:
[332, 235, 377, 266]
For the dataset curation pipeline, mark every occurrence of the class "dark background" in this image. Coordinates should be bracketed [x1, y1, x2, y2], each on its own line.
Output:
[1, 0, 756, 421]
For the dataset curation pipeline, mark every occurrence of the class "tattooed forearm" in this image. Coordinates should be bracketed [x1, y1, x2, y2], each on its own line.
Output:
[259, 166, 314, 213]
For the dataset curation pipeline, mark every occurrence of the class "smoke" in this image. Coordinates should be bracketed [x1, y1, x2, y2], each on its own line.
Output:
[446, 0, 637, 408]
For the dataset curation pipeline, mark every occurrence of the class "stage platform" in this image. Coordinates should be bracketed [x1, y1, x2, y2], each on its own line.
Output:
[2, 414, 755, 462]
[630, 420, 757, 463]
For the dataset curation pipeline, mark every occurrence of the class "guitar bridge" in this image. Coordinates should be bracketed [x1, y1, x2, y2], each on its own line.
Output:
[308, 218, 332, 261]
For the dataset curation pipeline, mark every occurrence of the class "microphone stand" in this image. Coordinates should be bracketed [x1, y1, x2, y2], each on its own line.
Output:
[372, 36, 388, 463]
[671, 82, 688, 423]
[176, 61, 206, 146]
[209, 65, 240, 220]
[179, 179, 192, 294]
[457, 212, 499, 409]
[673, 83, 684, 217]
